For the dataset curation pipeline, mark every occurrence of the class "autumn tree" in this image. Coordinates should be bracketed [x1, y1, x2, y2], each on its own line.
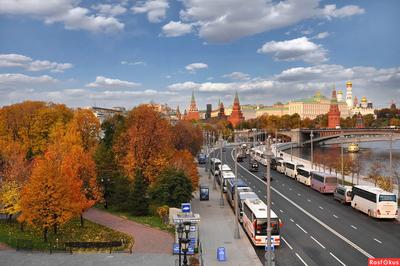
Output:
[128, 169, 149, 216]
[172, 121, 203, 156]
[69, 109, 100, 152]
[0, 180, 21, 220]
[170, 150, 200, 188]
[114, 105, 174, 184]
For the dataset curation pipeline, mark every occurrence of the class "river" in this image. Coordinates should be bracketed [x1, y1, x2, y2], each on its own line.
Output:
[290, 140, 400, 176]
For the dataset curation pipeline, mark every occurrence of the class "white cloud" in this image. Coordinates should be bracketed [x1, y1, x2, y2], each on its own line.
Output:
[86, 76, 141, 89]
[0, 53, 73, 72]
[322, 4, 365, 19]
[161, 21, 192, 37]
[185, 63, 208, 73]
[257, 37, 328, 64]
[121, 60, 147, 66]
[0, 0, 124, 33]
[313, 31, 330, 39]
[175, 0, 364, 42]
[223, 72, 250, 81]
[132, 0, 169, 23]
[0, 73, 57, 90]
[92, 4, 127, 17]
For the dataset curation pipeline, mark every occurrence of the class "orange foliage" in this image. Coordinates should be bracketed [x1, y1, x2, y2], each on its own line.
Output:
[114, 105, 174, 183]
[70, 109, 100, 152]
[170, 150, 200, 187]
[0, 140, 31, 183]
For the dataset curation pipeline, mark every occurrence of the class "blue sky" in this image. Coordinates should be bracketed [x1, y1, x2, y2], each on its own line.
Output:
[0, 0, 399, 110]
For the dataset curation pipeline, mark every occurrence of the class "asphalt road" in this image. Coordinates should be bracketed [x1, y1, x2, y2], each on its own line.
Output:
[212, 147, 400, 266]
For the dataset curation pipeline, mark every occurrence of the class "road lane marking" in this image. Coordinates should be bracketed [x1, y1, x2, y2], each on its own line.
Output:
[310, 236, 326, 249]
[281, 237, 293, 250]
[298, 193, 301, 196]
[258, 190, 262, 193]
[232, 150, 375, 258]
[295, 253, 308, 266]
[279, 209, 284, 213]
[289, 188, 292, 191]
[307, 199, 311, 202]
[333, 214, 339, 219]
[264, 195, 267, 199]
[296, 223, 308, 234]
[374, 238, 382, 244]
[253, 185, 256, 188]
[271, 202, 275, 205]
[319, 206, 324, 210]
[330, 252, 346, 266]
[350, 225, 357, 230]
[290, 218, 294, 223]
[282, 183, 285, 186]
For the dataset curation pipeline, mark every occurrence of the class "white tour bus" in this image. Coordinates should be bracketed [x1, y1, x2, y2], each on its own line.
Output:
[276, 159, 286, 174]
[210, 158, 221, 176]
[216, 164, 231, 179]
[226, 178, 252, 208]
[220, 171, 236, 193]
[296, 167, 312, 186]
[351, 185, 398, 219]
[242, 198, 282, 247]
[284, 162, 304, 179]
[238, 192, 259, 223]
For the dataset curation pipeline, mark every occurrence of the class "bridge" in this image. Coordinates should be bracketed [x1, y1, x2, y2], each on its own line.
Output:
[279, 128, 400, 146]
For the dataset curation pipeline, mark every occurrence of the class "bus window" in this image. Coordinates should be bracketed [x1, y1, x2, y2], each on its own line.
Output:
[379, 195, 396, 202]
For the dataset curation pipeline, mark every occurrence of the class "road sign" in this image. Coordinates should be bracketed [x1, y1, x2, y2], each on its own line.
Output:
[265, 238, 275, 251]
[217, 247, 226, 261]
[181, 203, 191, 213]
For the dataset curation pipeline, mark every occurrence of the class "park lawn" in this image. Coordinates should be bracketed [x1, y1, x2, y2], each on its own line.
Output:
[96, 205, 175, 234]
[0, 218, 133, 252]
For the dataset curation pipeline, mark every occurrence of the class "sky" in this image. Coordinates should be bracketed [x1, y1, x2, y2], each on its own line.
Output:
[0, 0, 399, 110]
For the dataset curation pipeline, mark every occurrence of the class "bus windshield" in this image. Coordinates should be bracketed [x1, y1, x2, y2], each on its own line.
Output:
[255, 218, 279, 235]
[379, 195, 397, 202]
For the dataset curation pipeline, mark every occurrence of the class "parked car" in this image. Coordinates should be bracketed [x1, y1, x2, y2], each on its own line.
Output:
[197, 153, 207, 164]
[333, 185, 352, 203]
[262, 172, 273, 181]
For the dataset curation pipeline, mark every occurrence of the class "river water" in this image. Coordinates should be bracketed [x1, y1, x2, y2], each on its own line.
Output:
[290, 141, 400, 176]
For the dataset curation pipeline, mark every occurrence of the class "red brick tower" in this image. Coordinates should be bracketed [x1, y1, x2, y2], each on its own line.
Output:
[328, 88, 341, 128]
[185, 91, 200, 121]
[218, 101, 227, 119]
[228, 91, 244, 127]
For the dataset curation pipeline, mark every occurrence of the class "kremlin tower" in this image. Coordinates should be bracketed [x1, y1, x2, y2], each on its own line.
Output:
[345, 81, 353, 108]
[218, 101, 227, 119]
[328, 88, 341, 129]
[176, 106, 181, 120]
[185, 91, 200, 121]
[228, 91, 244, 127]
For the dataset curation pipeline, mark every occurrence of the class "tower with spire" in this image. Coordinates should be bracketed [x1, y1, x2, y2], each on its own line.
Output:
[328, 87, 341, 128]
[345, 81, 353, 108]
[185, 91, 200, 121]
[218, 101, 227, 119]
[176, 105, 181, 120]
[228, 91, 244, 127]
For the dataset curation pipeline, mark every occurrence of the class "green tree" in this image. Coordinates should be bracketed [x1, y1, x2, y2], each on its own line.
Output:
[150, 168, 193, 208]
[129, 170, 149, 216]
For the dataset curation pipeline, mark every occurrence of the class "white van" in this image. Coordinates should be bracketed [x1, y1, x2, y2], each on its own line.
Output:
[276, 159, 285, 174]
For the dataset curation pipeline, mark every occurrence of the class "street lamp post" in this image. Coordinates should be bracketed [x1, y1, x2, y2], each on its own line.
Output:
[182, 221, 191, 266]
[310, 131, 314, 170]
[219, 134, 224, 207]
[389, 132, 393, 189]
[177, 223, 184, 266]
[234, 139, 240, 239]
[265, 138, 274, 266]
[290, 142, 293, 162]
[205, 131, 208, 173]
[101, 177, 110, 209]
[212, 133, 217, 190]
[341, 131, 344, 185]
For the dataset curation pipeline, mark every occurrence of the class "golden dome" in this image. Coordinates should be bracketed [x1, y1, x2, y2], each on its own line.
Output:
[346, 81, 352, 86]
[361, 96, 367, 102]
[337, 90, 343, 94]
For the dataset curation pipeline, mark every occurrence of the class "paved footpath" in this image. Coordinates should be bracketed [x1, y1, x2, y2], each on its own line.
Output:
[83, 208, 174, 254]
[192, 166, 262, 266]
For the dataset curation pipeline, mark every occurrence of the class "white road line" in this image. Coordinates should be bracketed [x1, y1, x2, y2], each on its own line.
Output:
[281, 237, 293, 250]
[289, 188, 292, 191]
[253, 185, 256, 188]
[290, 218, 294, 223]
[297, 193, 301, 196]
[282, 183, 285, 186]
[307, 199, 311, 202]
[233, 156, 375, 259]
[264, 195, 267, 199]
[310, 236, 326, 249]
[271, 202, 275, 205]
[333, 214, 339, 219]
[296, 223, 308, 234]
[374, 238, 382, 244]
[279, 209, 284, 213]
[295, 253, 308, 266]
[330, 252, 346, 266]
[350, 225, 357, 230]
[319, 206, 324, 210]
[258, 190, 261, 193]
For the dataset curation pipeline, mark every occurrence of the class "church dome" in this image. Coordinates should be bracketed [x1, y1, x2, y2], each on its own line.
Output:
[361, 96, 367, 103]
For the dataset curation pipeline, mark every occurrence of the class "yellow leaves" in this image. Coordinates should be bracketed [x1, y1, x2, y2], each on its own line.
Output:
[0, 180, 21, 215]
[170, 150, 200, 188]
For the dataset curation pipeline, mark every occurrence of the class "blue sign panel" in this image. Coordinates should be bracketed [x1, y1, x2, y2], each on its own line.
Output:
[181, 203, 191, 213]
[265, 238, 275, 251]
[217, 247, 226, 261]
[187, 244, 195, 255]
[173, 243, 181, 254]
[173, 243, 195, 255]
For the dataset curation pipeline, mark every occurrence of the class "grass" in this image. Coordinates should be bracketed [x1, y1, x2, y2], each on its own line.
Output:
[95, 205, 175, 234]
[0, 218, 133, 252]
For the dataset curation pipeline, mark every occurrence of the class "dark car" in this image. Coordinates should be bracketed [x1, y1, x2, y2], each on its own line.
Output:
[236, 152, 245, 162]
[271, 156, 282, 171]
[197, 153, 207, 164]
[249, 159, 259, 172]
[262, 172, 273, 181]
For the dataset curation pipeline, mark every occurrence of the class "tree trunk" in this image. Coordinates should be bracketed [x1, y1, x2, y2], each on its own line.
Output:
[20, 222, 24, 232]
[80, 213, 84, 227]
[43, 227, 48, 242]
[8, 214, 12, 222]
[54, 223, 57, 235]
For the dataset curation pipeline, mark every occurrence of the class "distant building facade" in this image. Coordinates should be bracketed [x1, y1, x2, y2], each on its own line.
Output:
[86, 106, 126, 123]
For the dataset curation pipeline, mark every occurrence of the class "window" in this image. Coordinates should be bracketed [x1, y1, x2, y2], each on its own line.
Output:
[353, 187, 376, 202]
[312, 173, 324, 183]
[325, 177, 337, 184]
[255, 218, 280, 236]
[285, 163, 295, 170]
[243, 204, 254, 222]
[379, 195, 396, 202]
[297, 169, 310, 177]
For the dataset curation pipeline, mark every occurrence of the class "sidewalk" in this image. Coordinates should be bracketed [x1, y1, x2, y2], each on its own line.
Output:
[192, 167, 261, 266]
[84, 208, 174, 254]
